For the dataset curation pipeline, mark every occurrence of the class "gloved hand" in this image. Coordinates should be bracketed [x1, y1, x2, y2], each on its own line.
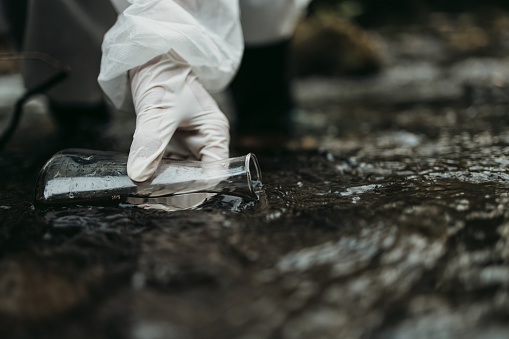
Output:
[127, 53, 230, 182]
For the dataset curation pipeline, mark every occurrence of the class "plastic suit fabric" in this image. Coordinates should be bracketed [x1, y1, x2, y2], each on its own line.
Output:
[99, 0, 244, 111]
[99, 0, 311, 110]
[1, 0, 311, 108]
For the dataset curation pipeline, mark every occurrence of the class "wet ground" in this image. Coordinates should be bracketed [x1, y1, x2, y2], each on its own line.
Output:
[3, 17, 509, 339]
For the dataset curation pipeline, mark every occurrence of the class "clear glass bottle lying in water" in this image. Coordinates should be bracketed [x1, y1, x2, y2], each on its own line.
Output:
[35, 148, 262, 205]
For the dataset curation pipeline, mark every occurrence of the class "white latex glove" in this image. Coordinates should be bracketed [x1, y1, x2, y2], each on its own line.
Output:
[127, 53, 230, 182]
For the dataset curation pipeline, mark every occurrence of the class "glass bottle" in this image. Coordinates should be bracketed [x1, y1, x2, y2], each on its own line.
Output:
[35, 148, 262, 205]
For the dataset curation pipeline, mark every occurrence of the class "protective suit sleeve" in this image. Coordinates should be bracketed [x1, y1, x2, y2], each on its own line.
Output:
[99, 0, 243, 111]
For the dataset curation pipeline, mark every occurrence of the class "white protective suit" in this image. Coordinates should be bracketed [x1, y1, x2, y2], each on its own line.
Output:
[99, 0, 311, 110]
[5, 0, 311, 180]
[100, 0, 310, 181]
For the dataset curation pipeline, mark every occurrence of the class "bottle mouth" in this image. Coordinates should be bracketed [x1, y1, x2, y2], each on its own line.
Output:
[245, 153, 263, 198]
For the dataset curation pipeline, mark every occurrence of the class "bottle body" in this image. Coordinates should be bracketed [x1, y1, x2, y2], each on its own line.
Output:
[35, 148, 262, 205]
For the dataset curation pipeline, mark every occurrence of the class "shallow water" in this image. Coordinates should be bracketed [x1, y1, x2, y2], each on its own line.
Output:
[3, 26, 509, 338]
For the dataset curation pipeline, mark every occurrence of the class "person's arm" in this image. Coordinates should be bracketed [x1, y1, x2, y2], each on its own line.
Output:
[99, 0, 243, 181]
[127, 53, 229, 182]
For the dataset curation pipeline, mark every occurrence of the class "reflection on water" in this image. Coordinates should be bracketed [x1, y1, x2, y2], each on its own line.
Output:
[125, 193, 215, 212]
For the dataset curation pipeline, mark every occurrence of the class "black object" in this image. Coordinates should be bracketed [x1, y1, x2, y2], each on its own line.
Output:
[0, 53, 70, 150]
[230, 39, 295, 135]
[49, 100, 111, 139]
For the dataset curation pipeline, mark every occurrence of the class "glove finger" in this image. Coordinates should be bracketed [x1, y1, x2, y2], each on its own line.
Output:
[127, 105, 179, 182]
[198, 119, 230, 163]
[177, 77, 230, 162]
[164, 131, 200, 160]
[178, 112, 230, 162]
